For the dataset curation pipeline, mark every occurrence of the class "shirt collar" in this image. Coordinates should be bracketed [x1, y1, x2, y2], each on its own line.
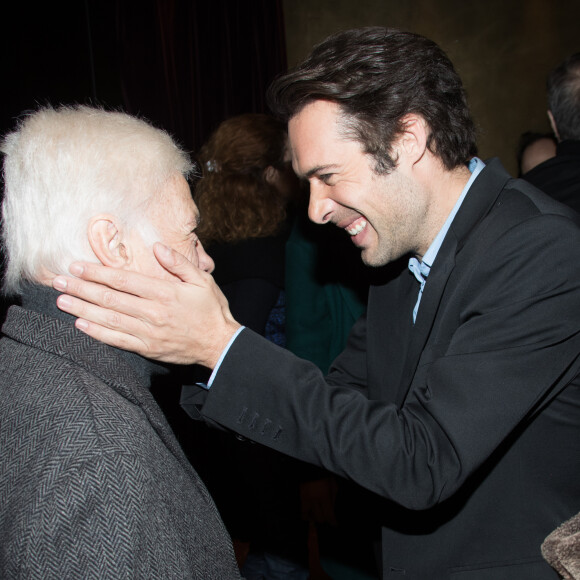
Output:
[411, 157, 485, 278]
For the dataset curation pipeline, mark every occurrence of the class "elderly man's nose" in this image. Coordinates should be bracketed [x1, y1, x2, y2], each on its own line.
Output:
[198, 242, 215, 273]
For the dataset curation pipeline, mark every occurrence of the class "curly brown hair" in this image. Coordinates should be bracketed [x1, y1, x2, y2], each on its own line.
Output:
[194, 114, 290, 245]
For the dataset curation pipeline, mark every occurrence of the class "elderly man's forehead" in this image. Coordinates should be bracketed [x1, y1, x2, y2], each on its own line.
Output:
[151, 174, 200, 224]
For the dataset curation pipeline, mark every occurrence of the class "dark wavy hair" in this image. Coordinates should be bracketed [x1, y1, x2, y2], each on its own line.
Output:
[194, 114, 289, 245]
[547, 52, 580, 141]
[267, 27, 477, 173]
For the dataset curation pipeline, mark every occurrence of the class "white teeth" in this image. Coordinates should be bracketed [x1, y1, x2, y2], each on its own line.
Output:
[346, 220, 367, 236]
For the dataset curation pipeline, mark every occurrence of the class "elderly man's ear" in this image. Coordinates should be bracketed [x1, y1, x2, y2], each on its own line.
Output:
[88, 216, 130, 267]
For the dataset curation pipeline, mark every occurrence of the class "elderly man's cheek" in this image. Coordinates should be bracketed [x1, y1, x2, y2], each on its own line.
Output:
[180, 243, 199, 266]
[190, 249, 200, 267]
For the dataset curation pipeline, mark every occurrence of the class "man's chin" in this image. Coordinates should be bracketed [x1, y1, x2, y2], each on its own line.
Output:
[360, 249, 380, 267]
[360, 246, 394, 268]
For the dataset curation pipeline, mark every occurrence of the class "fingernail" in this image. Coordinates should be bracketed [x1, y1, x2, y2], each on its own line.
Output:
[157, 243, 172, 257]
[53, 276, 67, 291]
[69, 263, 84, 276]
[57, 295, 72, 309]
[76, 319, 89, 331]
[155, 243, 175, 265]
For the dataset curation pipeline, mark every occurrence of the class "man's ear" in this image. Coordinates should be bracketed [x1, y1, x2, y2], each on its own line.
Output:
[547, 110, 560, 141]
[394, 114, 429, 166]
[87, 215, 129, 267]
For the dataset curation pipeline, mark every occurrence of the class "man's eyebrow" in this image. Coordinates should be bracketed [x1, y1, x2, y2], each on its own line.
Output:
[189, 214, 201, 229]
[304, 164, 340, 179]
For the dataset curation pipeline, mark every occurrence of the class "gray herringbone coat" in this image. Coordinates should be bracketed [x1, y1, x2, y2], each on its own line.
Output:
[0, 300, 241, 579]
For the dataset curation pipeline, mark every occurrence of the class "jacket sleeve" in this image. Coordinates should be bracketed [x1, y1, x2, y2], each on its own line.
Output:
[201, 211, 580, 510]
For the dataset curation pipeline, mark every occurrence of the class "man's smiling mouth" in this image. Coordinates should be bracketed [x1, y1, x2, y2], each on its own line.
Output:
[345, 218, 367, 236]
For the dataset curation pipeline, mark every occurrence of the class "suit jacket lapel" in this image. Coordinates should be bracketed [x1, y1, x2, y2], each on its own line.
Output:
[394, 158, 512, 406]
[396, 234, 458, 406]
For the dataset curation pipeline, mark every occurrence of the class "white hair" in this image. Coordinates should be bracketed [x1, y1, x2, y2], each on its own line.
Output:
[1, 105, 193, 295]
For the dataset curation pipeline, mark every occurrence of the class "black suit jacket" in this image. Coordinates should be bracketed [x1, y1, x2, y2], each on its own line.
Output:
[523, 140, 580, 213]
[195, 159, 580, 579]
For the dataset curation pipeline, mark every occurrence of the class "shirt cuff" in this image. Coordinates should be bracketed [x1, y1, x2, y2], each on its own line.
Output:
[196, 326, 245, 390]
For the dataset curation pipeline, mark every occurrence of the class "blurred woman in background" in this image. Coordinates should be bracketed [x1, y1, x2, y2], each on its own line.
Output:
[192, 113, 310, 580]
[194, 113, 297, 343]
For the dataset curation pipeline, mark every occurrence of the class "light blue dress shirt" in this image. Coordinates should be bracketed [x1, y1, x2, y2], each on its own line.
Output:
[408, 157, 485, 323]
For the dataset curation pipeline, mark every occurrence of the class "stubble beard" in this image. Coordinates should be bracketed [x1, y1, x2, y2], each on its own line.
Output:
[360, 236, 400, 267]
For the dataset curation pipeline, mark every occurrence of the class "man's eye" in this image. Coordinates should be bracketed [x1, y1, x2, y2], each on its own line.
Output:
[319, 174, 333, 184]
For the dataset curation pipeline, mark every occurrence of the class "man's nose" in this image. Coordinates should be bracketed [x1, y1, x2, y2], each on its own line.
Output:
[198, 243, 215, 273]
[307, 183, 333, 224]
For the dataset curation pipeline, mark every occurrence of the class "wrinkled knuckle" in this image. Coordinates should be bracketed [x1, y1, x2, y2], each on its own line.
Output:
[102, 290, 119, 308]
[139, 336, 161, 359]
[107, 310, 124, 330]
[146, 344, 162, 359]
[114, 334, 131, 351]
[156, 286, 173, 304]
[148, 308, 167, 327]
[111, 270, 129, 289]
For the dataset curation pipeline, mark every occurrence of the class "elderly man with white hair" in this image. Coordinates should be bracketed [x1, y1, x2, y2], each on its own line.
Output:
[0, 106, 241, 579]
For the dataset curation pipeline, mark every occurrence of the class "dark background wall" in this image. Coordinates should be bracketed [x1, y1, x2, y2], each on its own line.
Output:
[1, 2, 120, 144]
[0, 0, 286, 155]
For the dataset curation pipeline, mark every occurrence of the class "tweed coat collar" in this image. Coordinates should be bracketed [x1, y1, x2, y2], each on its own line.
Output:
[2, 293, 191, 473]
